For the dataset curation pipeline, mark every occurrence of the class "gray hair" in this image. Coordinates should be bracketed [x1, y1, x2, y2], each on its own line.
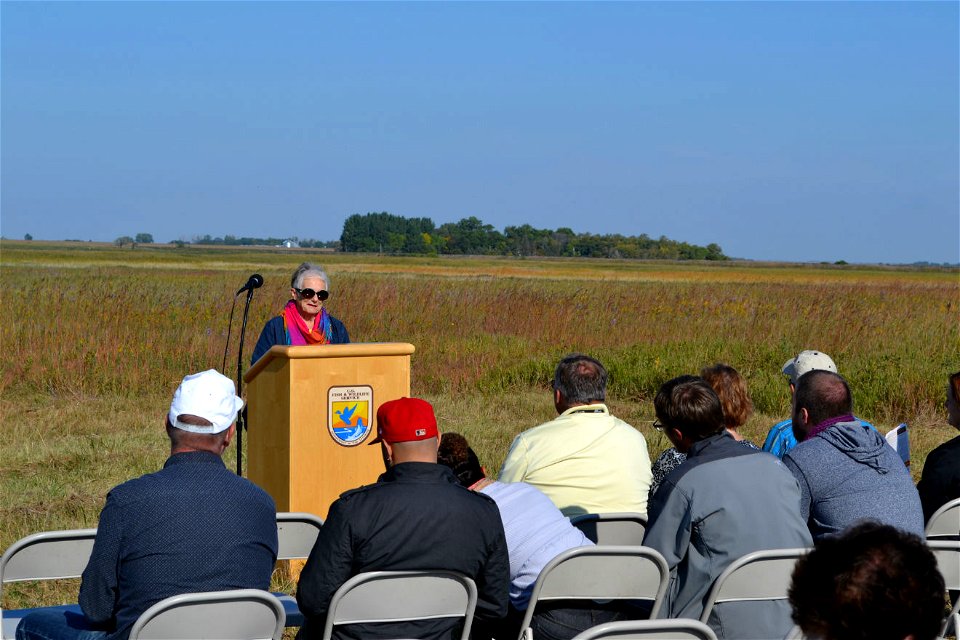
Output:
[290, 262, 330, 290]
[553, 353, 607, 404]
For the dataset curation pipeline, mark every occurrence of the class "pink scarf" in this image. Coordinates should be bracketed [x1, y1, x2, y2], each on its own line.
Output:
[282, 300, 332, 346]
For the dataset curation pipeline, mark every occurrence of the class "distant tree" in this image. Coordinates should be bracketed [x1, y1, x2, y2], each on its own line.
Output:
[23, 233, 32, 241]
[114, 236, 134, 247]
[135, 233, 154, 244]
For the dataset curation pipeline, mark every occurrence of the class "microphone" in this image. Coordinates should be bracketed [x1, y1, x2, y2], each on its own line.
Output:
[235, 274, 264, 296]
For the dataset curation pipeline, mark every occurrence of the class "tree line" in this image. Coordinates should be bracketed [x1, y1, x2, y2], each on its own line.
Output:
[340, 212, 728, 260]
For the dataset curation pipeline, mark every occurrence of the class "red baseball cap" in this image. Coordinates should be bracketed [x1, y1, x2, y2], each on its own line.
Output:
[369, 397, 438, 445]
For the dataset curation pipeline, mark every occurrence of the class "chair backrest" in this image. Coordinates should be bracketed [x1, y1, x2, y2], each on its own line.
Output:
[928, 540, 960, 638]
[571, 618, 718, 639]
[1, 529, 98, 586]
[321, 570, 478, 640]
[275, 512, 324, 560]
[569, 513, 648, 546]
[699, 548, 810, 624]
[127, 589, 285, 640]
[925, 498, 960, 540]
[1, 528, 98, 622]
[518, 545, 670, 640]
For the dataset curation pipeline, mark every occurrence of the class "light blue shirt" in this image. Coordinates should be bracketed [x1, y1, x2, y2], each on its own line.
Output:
[479, 480, 592, 610]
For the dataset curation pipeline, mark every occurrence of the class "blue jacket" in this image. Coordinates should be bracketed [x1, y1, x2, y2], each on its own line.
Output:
[643, 432, 811, 640]
[251, 313, 350, 364]
[782, 420, 924, 540]
[79, 451, 278, 640]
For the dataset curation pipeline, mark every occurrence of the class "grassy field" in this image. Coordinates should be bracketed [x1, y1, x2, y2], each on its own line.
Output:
[1, 240, 958, 610]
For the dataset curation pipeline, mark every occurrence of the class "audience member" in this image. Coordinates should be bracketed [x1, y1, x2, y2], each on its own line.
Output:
[440, 433, 641, 640]
[917, 370, 960, 524]
[762, 350, 876, 458]
[642, 376, 811, 640]
[788, 522, 945, 640]
[499, 354, 652, 516]
[649, 363, 759, 499]
[16, 370, 278, 640]
[296, 398, 509, 640]
[782, 370, 924, 540]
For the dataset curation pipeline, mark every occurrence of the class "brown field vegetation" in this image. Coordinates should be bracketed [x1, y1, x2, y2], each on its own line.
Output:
[1, 240, 958, 610]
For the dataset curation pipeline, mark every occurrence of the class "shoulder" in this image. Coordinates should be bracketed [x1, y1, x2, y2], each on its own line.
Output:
[609, 414, 647, 437]
[928, 434, 960, 461]
[262, 315, 283, 330]
[328, 314, 350, 342]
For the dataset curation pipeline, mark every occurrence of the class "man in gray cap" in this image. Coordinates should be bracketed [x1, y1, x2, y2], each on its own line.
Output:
[762, 350, 875, 458]
[16, 369, 278, 640]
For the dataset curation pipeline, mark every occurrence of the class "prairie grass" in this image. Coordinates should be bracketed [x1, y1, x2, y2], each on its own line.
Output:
[1, 241, 957, 611]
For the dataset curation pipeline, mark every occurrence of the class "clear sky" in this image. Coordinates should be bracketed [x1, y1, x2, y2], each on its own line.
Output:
[2, 1, 957, 264]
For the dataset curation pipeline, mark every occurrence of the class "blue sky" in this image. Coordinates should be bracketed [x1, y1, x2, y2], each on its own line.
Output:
[2, 1, 957, 263]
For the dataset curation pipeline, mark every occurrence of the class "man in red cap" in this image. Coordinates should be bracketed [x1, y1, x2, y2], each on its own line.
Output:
[296, 397, 509, 640]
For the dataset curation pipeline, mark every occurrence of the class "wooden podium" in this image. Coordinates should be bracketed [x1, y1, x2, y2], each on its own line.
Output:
[243, 343, 415, 519]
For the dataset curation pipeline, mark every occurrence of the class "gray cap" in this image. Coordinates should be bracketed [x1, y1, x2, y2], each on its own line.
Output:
[782, 350, 837, 385]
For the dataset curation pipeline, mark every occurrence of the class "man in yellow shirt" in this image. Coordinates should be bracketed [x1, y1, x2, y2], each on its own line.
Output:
[499, 353, 653, 517]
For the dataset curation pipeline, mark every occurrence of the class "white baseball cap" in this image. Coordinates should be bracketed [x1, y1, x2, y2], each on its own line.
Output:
[782, 350, 838, 385]
[167, 369, 244, 434]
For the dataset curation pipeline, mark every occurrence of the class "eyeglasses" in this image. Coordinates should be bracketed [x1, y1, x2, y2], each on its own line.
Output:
[295, 288, 329, 301]
[653, 419, 666, 432]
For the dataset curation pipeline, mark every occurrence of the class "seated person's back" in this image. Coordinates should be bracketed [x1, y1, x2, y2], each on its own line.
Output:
[296, 398, 509, 640]
[782, 370, 924, 540]
[16, 370, 278, 640]
[499, 354, 652, 517]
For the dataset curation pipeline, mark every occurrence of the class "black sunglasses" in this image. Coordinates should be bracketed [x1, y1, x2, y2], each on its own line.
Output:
[653, 419, 666, 432]
[295, 287, 329, 301]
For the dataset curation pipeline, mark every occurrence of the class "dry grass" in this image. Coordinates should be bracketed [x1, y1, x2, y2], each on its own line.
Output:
[1, 240, 957, 612]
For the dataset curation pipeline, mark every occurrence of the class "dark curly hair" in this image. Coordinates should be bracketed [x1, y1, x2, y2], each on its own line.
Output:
[437, 432, 485, 488]
[789, 521, 945, 640]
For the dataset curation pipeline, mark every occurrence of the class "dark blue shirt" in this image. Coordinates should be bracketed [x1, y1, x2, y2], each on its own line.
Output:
[79, 451, 278, 640]
[251, 314, 350, 364]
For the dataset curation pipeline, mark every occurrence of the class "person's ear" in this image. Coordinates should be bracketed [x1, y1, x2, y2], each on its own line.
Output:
[381, 441, 394, 469]
[223, 423, 236, 447]
[554, 388, 562, 405]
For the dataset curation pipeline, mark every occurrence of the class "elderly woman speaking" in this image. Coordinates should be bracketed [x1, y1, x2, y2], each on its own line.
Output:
[250, 262, 350, 364]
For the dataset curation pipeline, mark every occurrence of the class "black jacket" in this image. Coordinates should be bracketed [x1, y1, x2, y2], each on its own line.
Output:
[296, 462, 510, 640]
[917, 433, 960, 523]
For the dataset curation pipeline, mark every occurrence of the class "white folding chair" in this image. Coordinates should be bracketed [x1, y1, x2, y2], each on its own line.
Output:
[127, 589, 285, 640]
[518, 545, 670, 640]
[321, 570, 477, 640]
[928, 540, 960, 638]
[569, 513, 648, 546]
[274, 512, 324, 627]
[698, 548, 810, 639]
[571, 618, 718, 639]
[0, 528, 97, 640]
[925, 498, 960, 540]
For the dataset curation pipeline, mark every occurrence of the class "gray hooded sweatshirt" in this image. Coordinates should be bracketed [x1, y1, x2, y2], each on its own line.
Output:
[782, 419, 924, 540]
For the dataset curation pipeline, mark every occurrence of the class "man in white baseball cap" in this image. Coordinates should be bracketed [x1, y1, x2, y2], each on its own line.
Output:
[762, 351, 875, 458]
[16, 369, 278, 640]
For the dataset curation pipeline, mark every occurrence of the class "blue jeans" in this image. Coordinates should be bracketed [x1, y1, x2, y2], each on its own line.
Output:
[16, 610, 110, 640]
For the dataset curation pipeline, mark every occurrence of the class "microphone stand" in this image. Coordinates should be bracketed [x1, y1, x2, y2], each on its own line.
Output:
[235, 285, 257, 476]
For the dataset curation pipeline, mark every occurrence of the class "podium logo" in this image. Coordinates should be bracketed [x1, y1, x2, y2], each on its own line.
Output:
[328, 385, 374, 446]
